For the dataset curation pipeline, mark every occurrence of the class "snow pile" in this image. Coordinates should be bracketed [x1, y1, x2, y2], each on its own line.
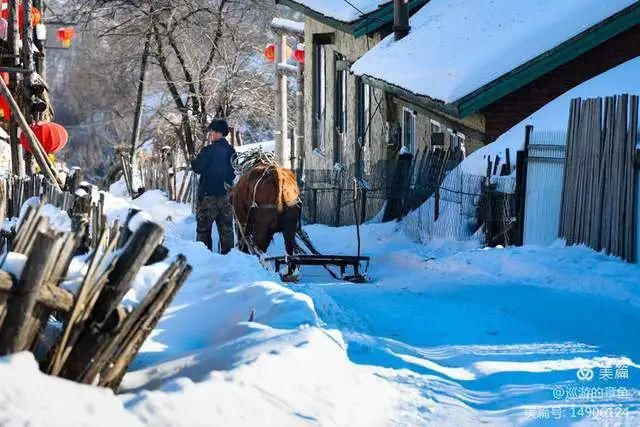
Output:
[352, 0, 637, 103]
[0, 353, 142, 427]
[1, 188, 639, 425]
[235, 140, 275, 154]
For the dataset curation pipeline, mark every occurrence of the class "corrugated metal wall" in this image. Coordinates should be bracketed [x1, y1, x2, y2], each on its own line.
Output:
[523, 131, 567, 246]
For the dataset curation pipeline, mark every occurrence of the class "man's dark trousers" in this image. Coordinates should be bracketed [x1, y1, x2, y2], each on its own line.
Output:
[196, 195, 234, 253]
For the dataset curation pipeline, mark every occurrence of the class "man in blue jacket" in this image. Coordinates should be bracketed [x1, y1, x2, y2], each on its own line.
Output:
[191, 119, 236, 253]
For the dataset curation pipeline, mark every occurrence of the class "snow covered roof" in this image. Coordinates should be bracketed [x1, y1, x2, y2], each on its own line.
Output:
[283, 0, 388, 23]
[352, 0, 640, 113]
[276, 0, 428, 36]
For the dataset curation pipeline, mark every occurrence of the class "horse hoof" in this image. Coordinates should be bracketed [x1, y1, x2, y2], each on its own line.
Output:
[281, 273, 300, 283]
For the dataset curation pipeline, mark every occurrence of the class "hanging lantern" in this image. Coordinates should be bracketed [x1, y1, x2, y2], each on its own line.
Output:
[56, 27, 76, 48]
[19, 122, 69, 154]
[263, 43, 292, 63]
[0, 95, 10, 122]
[263, 43, 275, 62]
[0, 2, 41, 30]
[293, 43, 305, 64]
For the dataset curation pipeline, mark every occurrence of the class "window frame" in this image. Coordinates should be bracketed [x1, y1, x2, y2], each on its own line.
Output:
[356, 78, 371, 147]
[334, 53, 348, 164]
[402, 107, 417, 154]
[312, 41, 327, 150]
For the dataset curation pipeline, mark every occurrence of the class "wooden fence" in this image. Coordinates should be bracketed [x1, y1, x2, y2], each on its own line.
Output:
[560, 95, 638, 262]
[118, 147, 198, 208]
[0, 172, 192, 390]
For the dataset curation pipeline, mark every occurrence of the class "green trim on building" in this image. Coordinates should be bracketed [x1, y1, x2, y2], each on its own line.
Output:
[358, 2, 640, 119]
[276, 0, 428, 38]
[352, 0, 429, 37]
[453, 2, 640, 116]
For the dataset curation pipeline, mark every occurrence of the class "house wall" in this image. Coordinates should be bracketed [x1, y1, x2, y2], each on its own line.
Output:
[300, 18, 488, 226]
[302, 18, 389, 225]
[391, 97, 485, 155]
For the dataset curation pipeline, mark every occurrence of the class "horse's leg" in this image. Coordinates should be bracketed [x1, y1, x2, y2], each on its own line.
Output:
[281, 207, 299, 257]
[281, 207, 301, 277]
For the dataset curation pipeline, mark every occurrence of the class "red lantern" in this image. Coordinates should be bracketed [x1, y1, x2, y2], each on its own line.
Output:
[1, 72, 8, 85]
[56, 27, 76, 48]
[263, 43, 292, 63]
[1, 2, 41, 30]
[0, 95, 10, 122]
[293, 43, 305, 64]
[19, 122, 69, 154]
[263, 43, 275, 63]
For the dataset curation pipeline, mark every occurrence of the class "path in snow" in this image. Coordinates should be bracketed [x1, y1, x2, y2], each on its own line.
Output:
[109, 191, 640, 425]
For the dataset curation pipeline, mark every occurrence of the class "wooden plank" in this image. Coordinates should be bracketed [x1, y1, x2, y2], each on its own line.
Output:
[0, 231, 62, 355]
[100, 264, 192, 390]
[60, 221, 164, 380]
[623, 95, 638, 261]
[45, 227, 120, 375]
[92, 257, 189, 388]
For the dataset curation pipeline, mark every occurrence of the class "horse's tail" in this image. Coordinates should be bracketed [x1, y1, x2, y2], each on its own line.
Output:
[274, 167, 300, 211]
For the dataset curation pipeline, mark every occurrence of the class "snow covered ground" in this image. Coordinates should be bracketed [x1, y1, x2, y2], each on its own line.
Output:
[2, 187, 639, 426]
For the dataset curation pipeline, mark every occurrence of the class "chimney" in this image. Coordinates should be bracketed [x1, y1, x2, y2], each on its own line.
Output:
[393, 0, 410, 40]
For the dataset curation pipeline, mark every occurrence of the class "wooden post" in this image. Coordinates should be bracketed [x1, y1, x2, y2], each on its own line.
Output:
[295, 38, 305, 172]
[61, 221, 164, 380]
[335, 188, 342, 226]
[0, 231, 62, 355]
[274, 32, 289, 168]
[312, 188, 318, 223]
[7, 0, 23, 176]
[97, 258, 191, 389]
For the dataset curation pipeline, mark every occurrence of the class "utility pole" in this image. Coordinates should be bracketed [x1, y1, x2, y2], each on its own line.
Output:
[274, 31, 289, 168]
[295, 39, 305, 175]
[22, 0, 35, 175]
[7, 0, 24, 176]
[271, 19, 305, 170]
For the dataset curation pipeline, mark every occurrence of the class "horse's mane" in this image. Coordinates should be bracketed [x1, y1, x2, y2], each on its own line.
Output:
[233, 149, 300, 211]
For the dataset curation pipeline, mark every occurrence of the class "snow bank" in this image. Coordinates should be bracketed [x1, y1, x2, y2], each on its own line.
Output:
[235, 140, 275, 154]
[2, 187, 639, 426]
[352, 0, 637, 103]
[0, 353, 142, 426]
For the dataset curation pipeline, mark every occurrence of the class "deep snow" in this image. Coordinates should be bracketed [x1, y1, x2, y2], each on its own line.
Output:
[2, 187, 639, 426]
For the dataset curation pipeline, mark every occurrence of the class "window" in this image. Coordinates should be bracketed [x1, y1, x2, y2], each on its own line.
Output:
[312, 42, 326, 149]
[334, 53, 347, 164]
[402, 108, 416, 153]
[356, 78, 371, 146]
[355, 78, 370, 178]
[449, 130, 467, 158]
[430, 119, 441, 134]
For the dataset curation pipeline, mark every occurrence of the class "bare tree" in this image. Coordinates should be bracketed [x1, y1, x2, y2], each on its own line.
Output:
[57, 0, 276, 165]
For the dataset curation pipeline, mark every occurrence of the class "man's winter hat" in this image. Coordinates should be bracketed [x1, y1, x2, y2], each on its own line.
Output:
[208, 119, 230, 136]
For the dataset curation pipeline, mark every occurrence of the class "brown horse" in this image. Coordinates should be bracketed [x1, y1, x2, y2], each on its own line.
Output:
[231, 164, 301, 257]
